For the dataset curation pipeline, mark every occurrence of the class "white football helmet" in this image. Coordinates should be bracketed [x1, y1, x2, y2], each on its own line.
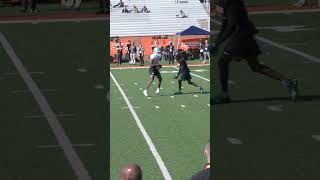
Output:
[153, 47, 162, 54]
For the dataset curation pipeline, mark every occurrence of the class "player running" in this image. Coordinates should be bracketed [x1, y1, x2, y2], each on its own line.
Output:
[174, 52, 204, 95]
[211, 0, 299, 104]
[143, 48, 163, 96]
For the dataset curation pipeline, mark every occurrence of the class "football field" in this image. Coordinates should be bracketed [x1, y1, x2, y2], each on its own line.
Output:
[0, 19, 107, 179]
[110, 64, 210, 179]
[212, 9, 320, 180]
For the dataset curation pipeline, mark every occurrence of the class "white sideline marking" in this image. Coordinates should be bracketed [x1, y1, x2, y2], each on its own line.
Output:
[257, 25, 315, 32]
[226, 137, 243, 144]
[0, 17, 106, 24]
[173, 67, 210, 82]
[162, 69, 207, 74]
[228, 80, 236, 85]
[0, 32, 92, 180]
[111, 63, 210, 70]
[3, 72, 45, 76]
[256, 36, 320, 63]
[212, 19, 320, 64]
[121, 106, 141, 109]
[76, 68, 88, 72]
[94, 84, 104, 90]
[106, 90, 110, 102]
[248, 8, 320, 15]
[116, 97, 133, 100]
[312, 135, 320, 141]
[11, 89, 56, 93]
[110, 72, 173, 180]
[25, 113, 76, 119]
[36, 144, 95, 149]
[266, 105, 284, 112]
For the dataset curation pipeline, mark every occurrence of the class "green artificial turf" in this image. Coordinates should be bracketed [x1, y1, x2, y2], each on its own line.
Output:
[0, 2, 100, 17]
[110, 66, 210, 179]
[211, 11, 320, 180]
[0, 20, 108, 180]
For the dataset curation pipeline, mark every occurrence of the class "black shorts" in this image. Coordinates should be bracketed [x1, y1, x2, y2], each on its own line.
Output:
[224, 36, 261, 59]
[149, 68, 161, 78]
[180, 73, 192, 81]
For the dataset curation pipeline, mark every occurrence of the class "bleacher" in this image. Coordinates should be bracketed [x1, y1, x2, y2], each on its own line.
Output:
[110, 0, 209, 37]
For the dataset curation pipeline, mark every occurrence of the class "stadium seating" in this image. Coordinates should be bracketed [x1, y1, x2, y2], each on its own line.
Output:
[110, 0, 209, 37]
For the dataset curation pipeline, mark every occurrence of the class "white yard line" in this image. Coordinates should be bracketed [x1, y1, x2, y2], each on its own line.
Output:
[0, 32, 91, 180]
[121, 106, 141, 109]
[3, 72, 45, 76]
[312, 135, 320, 141]
[111, 72, 173, 180]
[172, 67, 210, 82]
[11, 89, 56, 93]
[24, 113, 76, 119]
[111, 63, 210, 70]
[248, 8, 320, 15]
[0, 17, 107, 24]
[36, 144, 95, 149]
[226, 137, 243, 145]
[212, 19, 320, 64]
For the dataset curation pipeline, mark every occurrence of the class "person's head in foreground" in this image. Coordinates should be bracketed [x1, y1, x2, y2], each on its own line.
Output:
[120, 163, 142, 180]
[204, 142, 210, 168]
[190, 142, 211, 180]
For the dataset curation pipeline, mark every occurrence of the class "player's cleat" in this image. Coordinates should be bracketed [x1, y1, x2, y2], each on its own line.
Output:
[211, 94, 231, 104]
[287, 78, 299, 101]
[143, 89, 148, 97]
[174, 91, 182, 95]
[199, 86, 204, 93]
[155, 88, 160, 95]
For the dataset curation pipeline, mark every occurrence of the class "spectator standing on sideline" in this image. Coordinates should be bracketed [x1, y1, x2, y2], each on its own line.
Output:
[120, 164, 142, 180]
[166, 41, 175, 64]
[126, 40, 132, 62]
[150, 39, 159, 52]
[137, 43, 145, 66]
[130, 42, 137, 65]
[22, 0, 38, 13]
[116, 41, 123, 66]
[190, 143, 211, 180]
[199, 39, 204, 60]
[203, 40, 210, 64]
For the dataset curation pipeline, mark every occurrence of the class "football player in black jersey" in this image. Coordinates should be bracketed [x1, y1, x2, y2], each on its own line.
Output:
[174, 52, 203, 95]
[211, 0, 299, 104]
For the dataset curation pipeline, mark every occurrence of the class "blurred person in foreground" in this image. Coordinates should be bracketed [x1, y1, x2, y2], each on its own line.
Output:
[211, 0, 299, 104]
[190, 143, 211, 180]
[120, 163, 142, 180]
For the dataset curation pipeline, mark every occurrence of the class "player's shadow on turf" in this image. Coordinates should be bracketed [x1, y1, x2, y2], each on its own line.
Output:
[151, 91, 210, 97]
[179, 91, 210, 95]
[211, 95, 320, 104]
